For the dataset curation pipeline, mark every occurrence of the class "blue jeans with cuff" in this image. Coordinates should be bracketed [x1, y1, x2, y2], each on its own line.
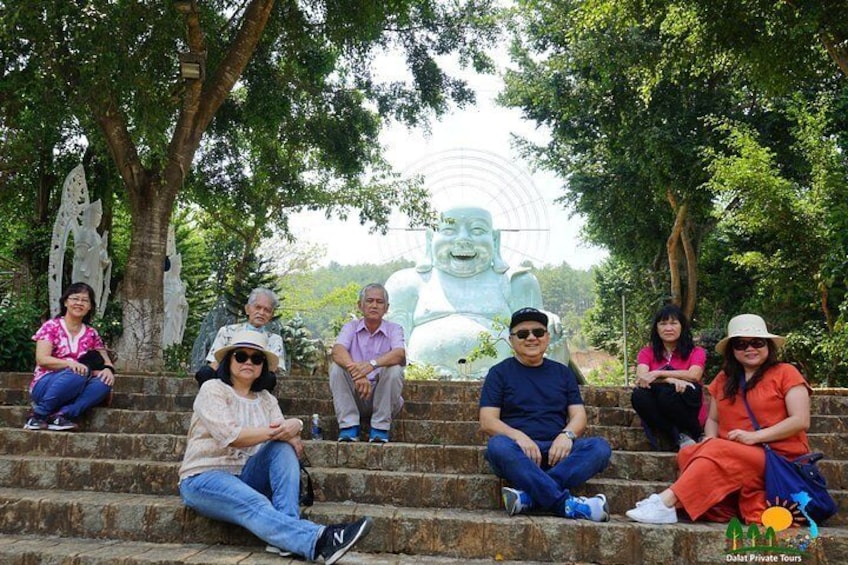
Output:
[30, 368, 112, 419]
[179, 441, 322, 560]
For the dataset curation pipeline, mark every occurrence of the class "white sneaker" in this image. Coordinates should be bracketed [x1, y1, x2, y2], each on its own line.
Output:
[265, 545, 293, 557]
[677, 433, 696, 448]
[625, 493, 678, 524]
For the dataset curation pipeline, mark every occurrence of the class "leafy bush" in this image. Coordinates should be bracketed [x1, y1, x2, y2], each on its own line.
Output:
[405, 362, 442, 381]
[784, 320, 848, 387]
[0, 297, 41, 372]
[281, 315, 320, 372]
[163, 343, 191, 377]
[584, 358, 627, 387]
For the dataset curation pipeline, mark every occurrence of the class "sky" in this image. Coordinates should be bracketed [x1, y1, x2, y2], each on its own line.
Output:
[284, 52, 608, 271]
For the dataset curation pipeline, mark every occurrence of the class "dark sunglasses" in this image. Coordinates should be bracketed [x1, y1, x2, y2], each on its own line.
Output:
[510, 328, 548, 340]
[233, 350, 266, 365]
[732, 338, 768, 351]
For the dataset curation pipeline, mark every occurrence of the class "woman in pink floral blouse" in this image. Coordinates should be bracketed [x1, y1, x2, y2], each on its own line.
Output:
[26, 282, 115, 431]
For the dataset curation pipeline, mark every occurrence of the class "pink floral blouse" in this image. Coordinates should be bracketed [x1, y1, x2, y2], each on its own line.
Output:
[30, 317, 105, 390]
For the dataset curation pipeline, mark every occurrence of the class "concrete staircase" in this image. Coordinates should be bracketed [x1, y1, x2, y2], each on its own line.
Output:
[0, 370, 845, 564]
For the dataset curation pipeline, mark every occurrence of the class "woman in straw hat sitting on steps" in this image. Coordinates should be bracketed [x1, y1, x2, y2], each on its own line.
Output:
[625, 314, 812, 525]
[178, 329, 372, 564]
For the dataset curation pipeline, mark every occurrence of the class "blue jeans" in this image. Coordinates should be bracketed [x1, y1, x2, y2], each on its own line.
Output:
[30, 368, 112, 419]
[486, 434, 612, 514]
[179, 441, 322, 559]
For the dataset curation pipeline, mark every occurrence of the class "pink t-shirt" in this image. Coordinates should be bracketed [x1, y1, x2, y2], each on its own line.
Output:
[30, 317, 105, 390]
[637, 345, 708, 425]
[636, 345, 706, 374]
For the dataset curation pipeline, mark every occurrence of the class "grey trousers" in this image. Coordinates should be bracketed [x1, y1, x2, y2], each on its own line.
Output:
[329, 362, 404, 431]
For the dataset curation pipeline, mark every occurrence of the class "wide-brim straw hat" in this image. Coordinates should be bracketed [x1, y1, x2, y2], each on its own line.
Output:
[214, 329, 279, 371]
[715, 314, 785, 354]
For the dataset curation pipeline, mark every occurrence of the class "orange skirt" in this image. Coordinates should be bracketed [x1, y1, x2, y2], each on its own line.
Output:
[670, 438, 767, 523]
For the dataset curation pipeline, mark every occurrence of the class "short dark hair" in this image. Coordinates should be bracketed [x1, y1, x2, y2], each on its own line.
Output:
[216, 349, 271, 392]
[58, 282, 97, 325]
[649, 304, 695, 362]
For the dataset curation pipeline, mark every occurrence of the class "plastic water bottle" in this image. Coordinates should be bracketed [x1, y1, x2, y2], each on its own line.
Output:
[311, 414, 323, 441]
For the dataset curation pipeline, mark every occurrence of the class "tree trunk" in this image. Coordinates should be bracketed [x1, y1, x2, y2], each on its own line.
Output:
[680, 217, 698, 320]
[116, 177, 173, 370]
[820, 30, 848, 77]
[666, 191, 687, 307]
[88, 0, 275, 370]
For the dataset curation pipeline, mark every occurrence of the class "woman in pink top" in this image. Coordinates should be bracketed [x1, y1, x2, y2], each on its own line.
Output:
[26, 282, 115, 431]
[631, 304, 706, 450]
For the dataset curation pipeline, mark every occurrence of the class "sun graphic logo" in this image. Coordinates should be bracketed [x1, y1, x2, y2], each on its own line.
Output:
[764, 498, 806, 529]
[724, 492, 821, 559]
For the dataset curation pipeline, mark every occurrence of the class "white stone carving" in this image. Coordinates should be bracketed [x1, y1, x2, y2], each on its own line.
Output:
[48, 165, 90, 317]
[162, 225, 188, 348]
[72, 199, 112, 318]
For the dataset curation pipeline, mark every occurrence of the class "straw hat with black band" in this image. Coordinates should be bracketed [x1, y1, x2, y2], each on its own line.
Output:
[715, 314, 785, 355]
[213, 329, 280, 372]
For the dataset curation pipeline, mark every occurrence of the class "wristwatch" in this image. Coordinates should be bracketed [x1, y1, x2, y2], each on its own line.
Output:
[369, 359, 378, 369]
[560, 429, 577, 441]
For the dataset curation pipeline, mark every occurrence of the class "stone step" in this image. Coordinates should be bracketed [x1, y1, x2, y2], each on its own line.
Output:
[0, 406, 191, 436]
[4, 403, 848, 458]
[6, 384, 846, 436]
[2, 454, 846, 526]
[5, 488, 845, 563]
[4, 371, 848, 415]
[4, 427, 848, 491]
[589, 425, 848, 458]
[0, 534, 553, 565]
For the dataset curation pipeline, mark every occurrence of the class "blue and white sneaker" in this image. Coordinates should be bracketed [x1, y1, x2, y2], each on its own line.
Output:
[563, 494, 610, 522]
[369, 428, 390, 443]
[317, 517, 373, 565]
[502, 487, 533, 516]
[338, 426, 360, 442]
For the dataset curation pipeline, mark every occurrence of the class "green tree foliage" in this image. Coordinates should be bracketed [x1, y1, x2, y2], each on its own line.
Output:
[534, 262, 595, 346]
[0, 295, 41, 372]
[281, 314, 319, 372]
[0, 0, 503, 369]
[673, 1, 848, 82]
[502, 0, 750, 318]
[503, 1, 848, 384]
[279, 260, 413, 341]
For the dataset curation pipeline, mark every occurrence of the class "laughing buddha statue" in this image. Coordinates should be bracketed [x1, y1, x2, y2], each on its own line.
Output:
[384, 206, 574, 379]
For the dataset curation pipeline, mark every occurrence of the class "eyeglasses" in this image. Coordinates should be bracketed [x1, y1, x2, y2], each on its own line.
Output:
[233, 350, 266, 365]
[67, 296, 91, 304]
[510, 328, 548, 340]
[732, 338, 768, 351]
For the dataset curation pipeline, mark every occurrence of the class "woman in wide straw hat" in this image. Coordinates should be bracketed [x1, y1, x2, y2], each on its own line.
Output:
[626, 314, 813, 525]
[178, 330, 372, 563]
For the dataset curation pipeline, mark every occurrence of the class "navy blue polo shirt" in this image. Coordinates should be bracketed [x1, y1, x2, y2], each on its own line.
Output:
[479, 357, 583, 441]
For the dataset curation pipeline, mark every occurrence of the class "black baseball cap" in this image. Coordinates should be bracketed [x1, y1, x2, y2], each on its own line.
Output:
[510, 307, 548, 330]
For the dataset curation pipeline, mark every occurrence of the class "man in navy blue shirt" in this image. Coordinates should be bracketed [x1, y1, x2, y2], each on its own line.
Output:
[479, 307, 612, 520]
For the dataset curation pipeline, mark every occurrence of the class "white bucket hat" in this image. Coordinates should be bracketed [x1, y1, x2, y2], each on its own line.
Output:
[715, 314, 785, 354]
[214, 329, 279, 371]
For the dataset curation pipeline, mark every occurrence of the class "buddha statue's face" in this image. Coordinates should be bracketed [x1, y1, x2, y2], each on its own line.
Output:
[431, 207, 495, 278]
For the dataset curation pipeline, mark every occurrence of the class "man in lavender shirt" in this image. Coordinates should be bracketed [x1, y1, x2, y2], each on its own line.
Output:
[330, 283, 405, 443]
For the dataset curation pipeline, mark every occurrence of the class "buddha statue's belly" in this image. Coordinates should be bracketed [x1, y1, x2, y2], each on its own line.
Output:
[407, 314, 512, 378]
